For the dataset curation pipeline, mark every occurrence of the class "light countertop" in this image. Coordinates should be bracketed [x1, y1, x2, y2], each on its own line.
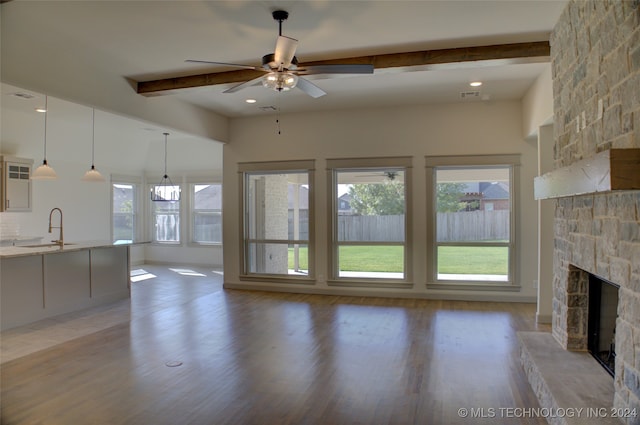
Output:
[0, 240, 150, 258]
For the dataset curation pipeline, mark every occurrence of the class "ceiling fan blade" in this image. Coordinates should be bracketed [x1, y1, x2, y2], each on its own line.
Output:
[274, 35, 298, 69]
[296, 76, 326, 98]
[298, 64, 374, 75]
[185, 60, 259, 70]
[223, 75, 265, 93]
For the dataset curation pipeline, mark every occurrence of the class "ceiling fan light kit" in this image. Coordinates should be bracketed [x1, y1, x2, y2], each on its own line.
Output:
[185, 10, 373, 98]
[262, 71, 298, 92]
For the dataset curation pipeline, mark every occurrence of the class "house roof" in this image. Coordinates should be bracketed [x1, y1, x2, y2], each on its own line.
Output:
[480, 182, 510, 200]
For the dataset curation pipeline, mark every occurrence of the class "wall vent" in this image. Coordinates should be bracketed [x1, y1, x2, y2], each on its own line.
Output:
[460, 91, 481, 99]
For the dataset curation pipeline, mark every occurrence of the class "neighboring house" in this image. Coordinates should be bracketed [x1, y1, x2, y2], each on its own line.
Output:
[194, 184, 222, 209]
[459, 182, 510, 211]
[478, 182, 510, 211]
[337, 193, 353, 215]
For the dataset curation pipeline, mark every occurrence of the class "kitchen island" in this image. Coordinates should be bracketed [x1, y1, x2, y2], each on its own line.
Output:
[0, 241, 143, 330]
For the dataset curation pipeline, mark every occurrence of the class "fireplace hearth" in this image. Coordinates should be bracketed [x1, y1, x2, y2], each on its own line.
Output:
[588, 273, 619, 377]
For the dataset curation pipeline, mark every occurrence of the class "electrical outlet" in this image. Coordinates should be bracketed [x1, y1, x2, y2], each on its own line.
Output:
[533, 279, 538, 289]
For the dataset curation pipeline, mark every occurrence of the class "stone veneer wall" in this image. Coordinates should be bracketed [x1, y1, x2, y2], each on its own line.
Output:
[550, 0, 640, 417]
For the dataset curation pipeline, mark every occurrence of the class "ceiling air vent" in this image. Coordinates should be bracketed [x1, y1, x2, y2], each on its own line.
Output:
[460, 91, 481, 99]
[9, 92, 36, 100]
[259, 106, 278, 112]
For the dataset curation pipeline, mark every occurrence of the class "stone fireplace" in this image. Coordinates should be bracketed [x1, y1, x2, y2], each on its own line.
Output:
[552, 191, 640, 412]
[543, 0, 640, 417]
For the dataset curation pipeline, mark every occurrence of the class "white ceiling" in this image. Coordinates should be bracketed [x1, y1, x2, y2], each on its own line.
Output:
[1, 0, 567, 121]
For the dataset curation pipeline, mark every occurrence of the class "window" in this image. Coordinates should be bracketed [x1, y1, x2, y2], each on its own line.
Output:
[191, 183, 222, 244]
[328, 157, 412, 285]
[151, 184, 181, 243]
[240, 160, 314, 280]
[111, 177, 141, 243]
[426, 155, 519, 287]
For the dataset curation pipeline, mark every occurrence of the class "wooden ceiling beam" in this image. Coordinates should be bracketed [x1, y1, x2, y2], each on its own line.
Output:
[136, 41, 550, 96]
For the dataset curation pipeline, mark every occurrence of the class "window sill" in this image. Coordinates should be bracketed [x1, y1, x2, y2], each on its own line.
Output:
[426, 282, 521, 292]
[187, 242, 222, 248]
[239, 274, 315, 285]
[150, 242, 182, 247]
[328, 279, 413, 289]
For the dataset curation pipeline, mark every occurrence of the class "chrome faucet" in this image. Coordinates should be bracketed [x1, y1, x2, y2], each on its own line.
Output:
[48, 207, 64, 247]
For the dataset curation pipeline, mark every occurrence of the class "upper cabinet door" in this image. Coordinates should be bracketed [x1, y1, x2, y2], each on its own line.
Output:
[2, 158, 33, 212]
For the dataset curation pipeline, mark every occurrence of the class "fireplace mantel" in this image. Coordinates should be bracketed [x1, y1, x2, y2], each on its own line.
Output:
[534, 148, 640, 200]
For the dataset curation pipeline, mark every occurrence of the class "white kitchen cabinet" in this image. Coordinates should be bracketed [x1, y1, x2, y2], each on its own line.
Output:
[1, 243, 132, 330]
[1, 156, 33, 212]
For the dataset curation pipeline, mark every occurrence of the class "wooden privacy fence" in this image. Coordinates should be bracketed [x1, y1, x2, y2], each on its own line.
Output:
[289, 210, 509, 242]
[437, 210, 509, 242]
[337, 215, 404, 242]
[338, 211, 509, 242]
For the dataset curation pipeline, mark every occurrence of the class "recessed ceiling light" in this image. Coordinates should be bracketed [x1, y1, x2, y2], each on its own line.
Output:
[35, 107, 47, 113]
[470, 81, 483, 87]
[245, 99, 257, 104]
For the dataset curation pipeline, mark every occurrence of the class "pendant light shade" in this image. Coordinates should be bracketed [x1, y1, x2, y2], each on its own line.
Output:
[32, 96, 58, 180]
[82, 166, 105, 182]
[82, 109, 105, 182]
[32, 161, 58, 179]
[150, 132, 180, 201]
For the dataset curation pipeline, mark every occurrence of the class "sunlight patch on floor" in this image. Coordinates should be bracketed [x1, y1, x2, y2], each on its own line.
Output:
[169, 268, 207, 277]
[130, 269, 157, 282]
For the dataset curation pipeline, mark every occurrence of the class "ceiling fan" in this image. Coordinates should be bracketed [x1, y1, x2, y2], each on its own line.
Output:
[185, 10, 374, 98]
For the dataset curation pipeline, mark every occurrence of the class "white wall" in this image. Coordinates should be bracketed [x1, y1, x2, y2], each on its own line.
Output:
[522, 64, 554, 139]
[1, 85, 224, 268]
[224, 100, 540, 302]
[521, 66, 555, 321]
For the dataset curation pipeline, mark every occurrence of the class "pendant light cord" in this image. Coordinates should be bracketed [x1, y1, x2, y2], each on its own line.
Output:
[163, 132, 169, 178]
[91, 109, 96, 167]
[43, 96, 48, 161]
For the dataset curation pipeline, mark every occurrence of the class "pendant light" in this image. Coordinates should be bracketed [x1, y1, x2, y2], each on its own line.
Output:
[31, 96, 58, 180]
[82, 108, 105, 182]
[150, 132, 180, 201]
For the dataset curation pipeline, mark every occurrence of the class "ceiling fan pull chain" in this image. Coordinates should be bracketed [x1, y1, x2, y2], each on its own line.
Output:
[276, 95, 282, 135]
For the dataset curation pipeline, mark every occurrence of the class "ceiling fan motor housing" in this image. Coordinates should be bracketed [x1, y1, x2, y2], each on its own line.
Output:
[272, 10, 289, 22]
[262, 54, 298, 70]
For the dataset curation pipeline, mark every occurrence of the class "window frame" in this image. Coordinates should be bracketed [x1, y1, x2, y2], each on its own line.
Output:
[425, 154, 520, 291]
[111, 175, 142, 244]
[189, 182, 222, 246]
[327, 157, 413, 288]
[239, 160, 315, 283]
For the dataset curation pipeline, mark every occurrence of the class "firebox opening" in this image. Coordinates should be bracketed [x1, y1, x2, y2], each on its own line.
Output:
[588, 273, 619, 378]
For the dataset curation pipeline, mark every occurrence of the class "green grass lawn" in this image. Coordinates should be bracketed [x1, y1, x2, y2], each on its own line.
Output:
[288, 245, 508, 275]
[437, 246, 508, 275]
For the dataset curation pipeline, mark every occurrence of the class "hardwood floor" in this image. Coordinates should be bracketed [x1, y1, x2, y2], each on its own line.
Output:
[1, 265, 551, 425]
